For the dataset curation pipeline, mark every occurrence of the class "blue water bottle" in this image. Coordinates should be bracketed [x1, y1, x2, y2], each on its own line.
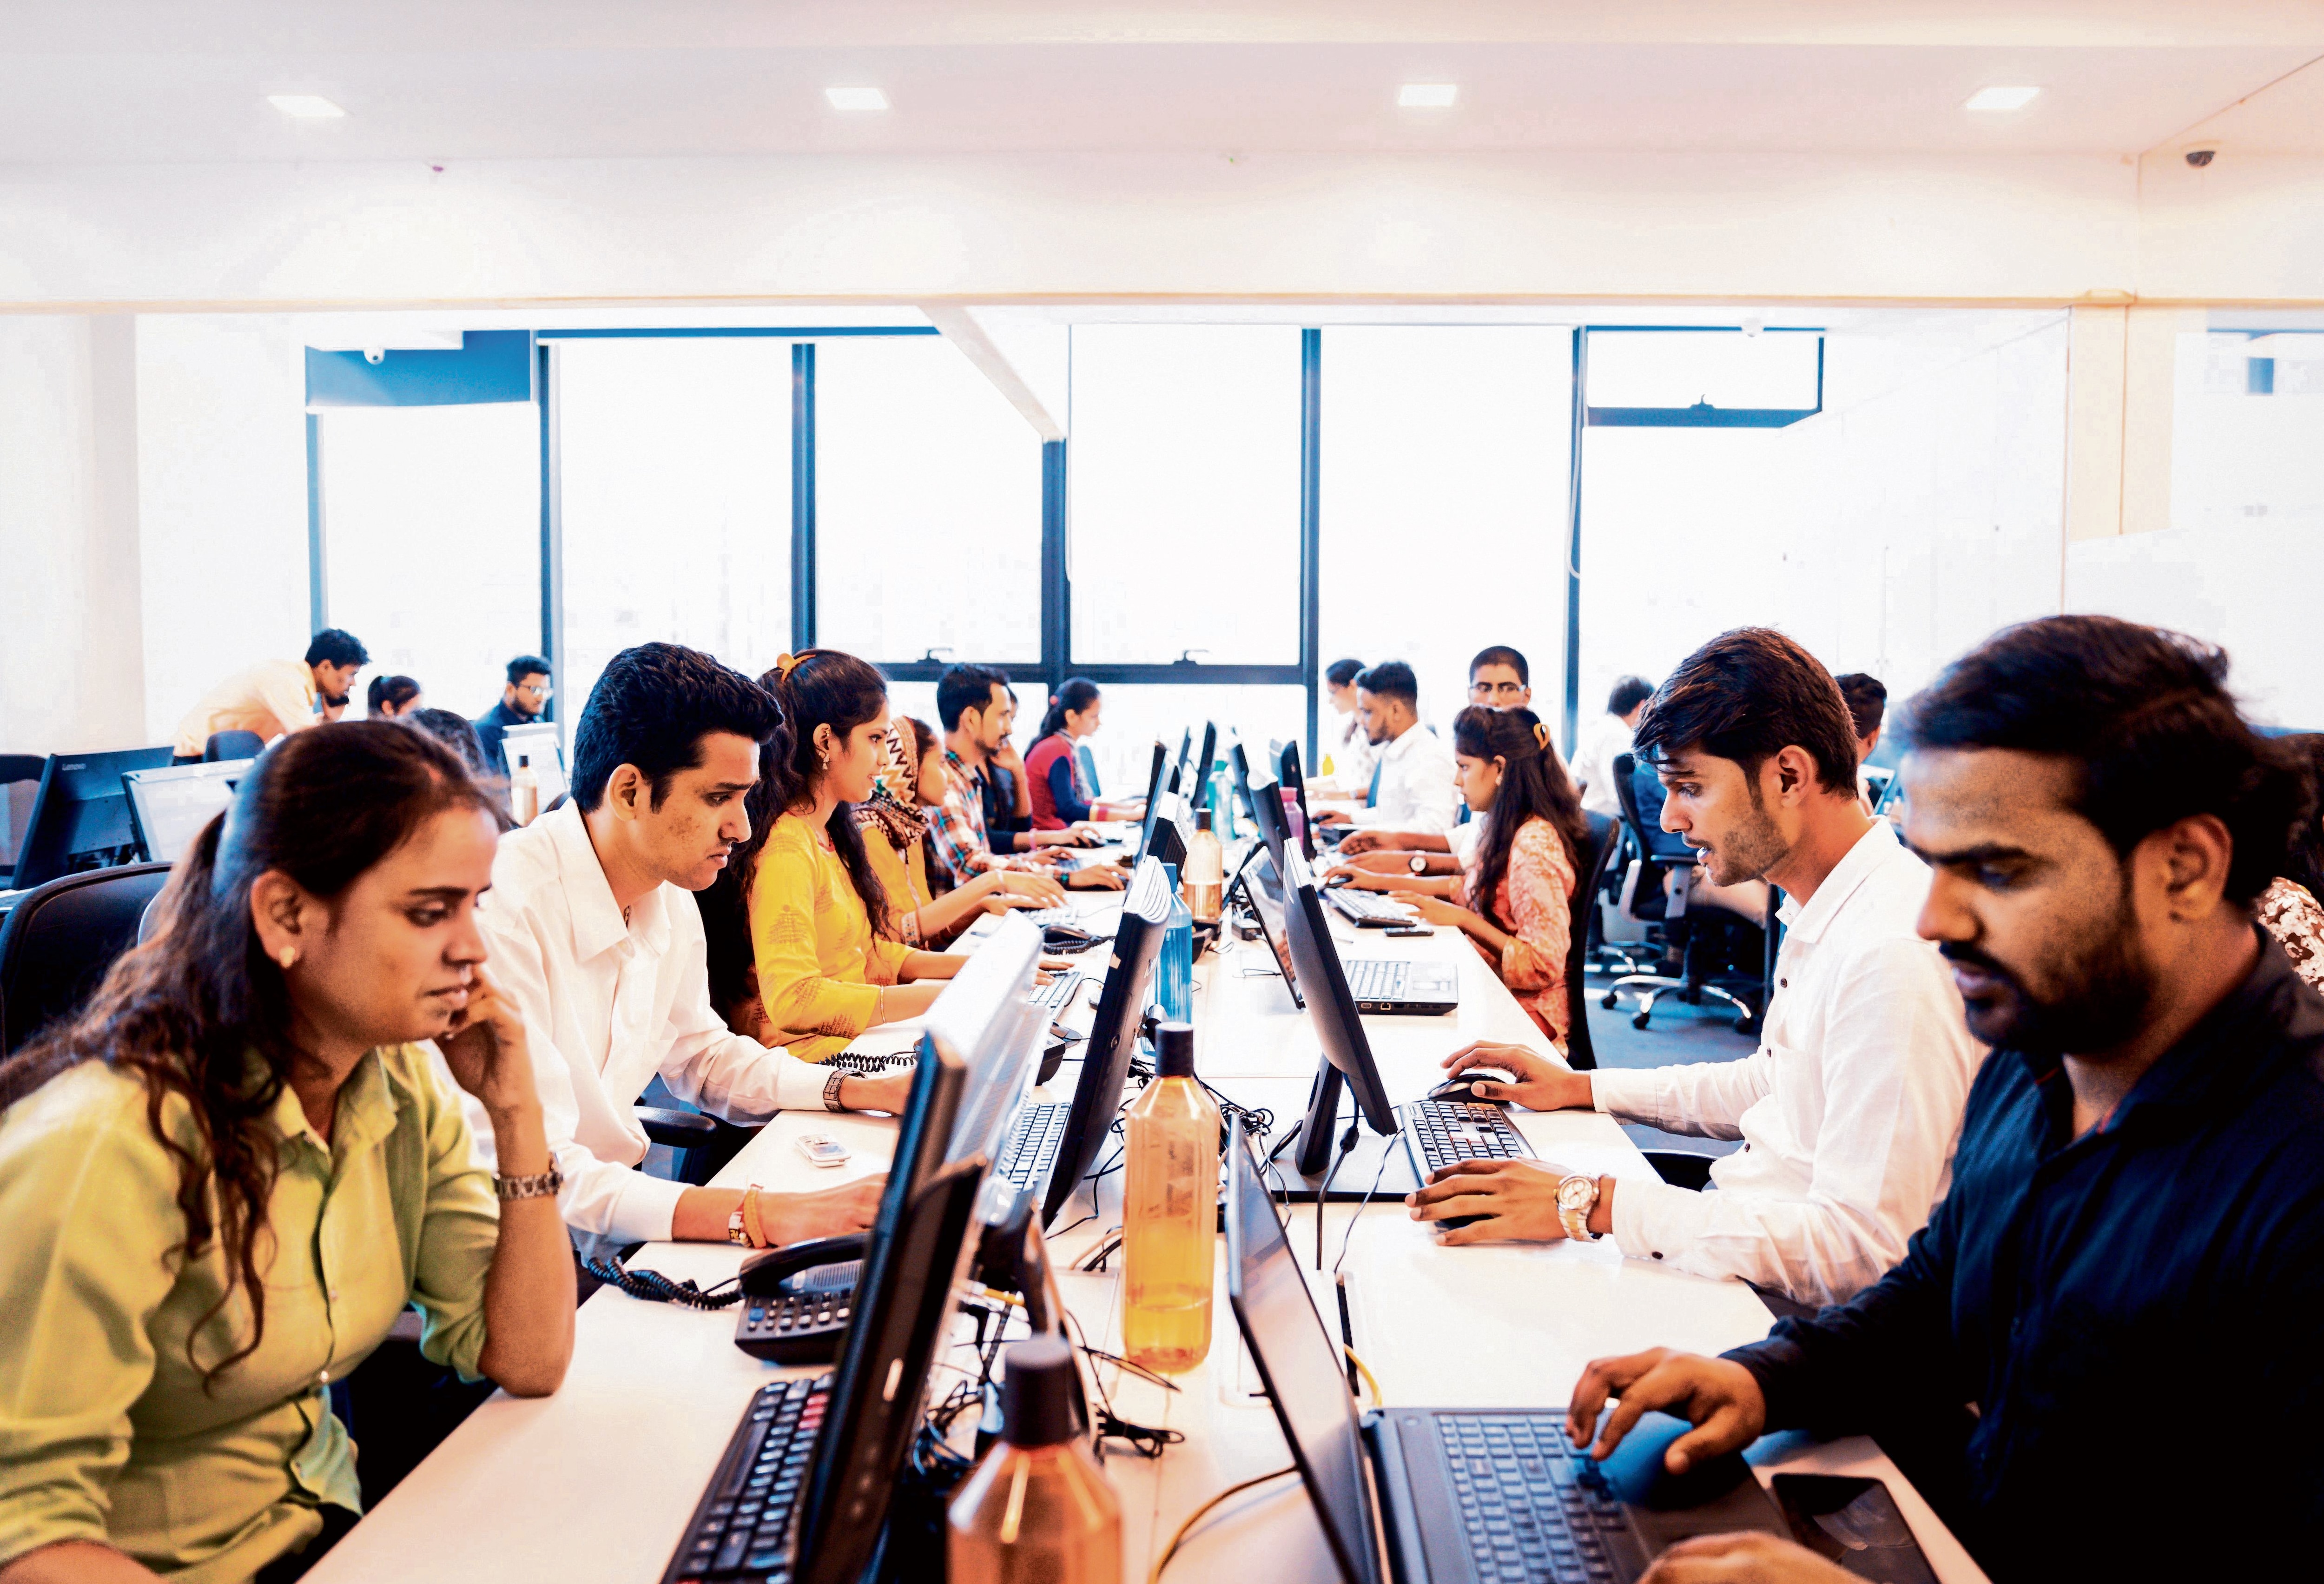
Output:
[1157, 862, 1195, 1022]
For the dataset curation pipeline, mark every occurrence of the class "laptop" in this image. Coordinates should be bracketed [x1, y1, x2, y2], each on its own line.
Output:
[500, 722, 568, 805]
[124, 759, 251, 864]
[1224, 1119, 1792, 1583]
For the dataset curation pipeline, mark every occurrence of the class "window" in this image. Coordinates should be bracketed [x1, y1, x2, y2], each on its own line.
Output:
[317, 404, 541, 719]
[1319, 326, 1571, 731]
[815, 336, 1044, 665]
[1067, 325, 1303, 665]
[555, 339, 791, 722]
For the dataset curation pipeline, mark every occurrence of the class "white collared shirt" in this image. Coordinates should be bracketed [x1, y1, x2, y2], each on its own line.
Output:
[462, 802, 830, 1249]
[1588, 820, 1984, 1306]
[1569, 712, 1635, 820]
[1351, 721, 1459, 833]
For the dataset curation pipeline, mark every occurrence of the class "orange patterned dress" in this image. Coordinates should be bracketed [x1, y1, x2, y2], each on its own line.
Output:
[1463, 815, 1579, 1044]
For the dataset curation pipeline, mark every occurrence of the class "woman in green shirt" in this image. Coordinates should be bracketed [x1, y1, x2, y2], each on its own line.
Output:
[0, 722, 575, 1584]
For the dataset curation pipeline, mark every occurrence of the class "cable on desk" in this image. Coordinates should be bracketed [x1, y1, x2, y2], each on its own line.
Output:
[1314, 1121, 1359, 1270]
[1145, 1465, 1301, 1584]
[580, 1255, 744, 1309]
[1342, 1345, 1385, 1409]
[1332, 1141, 1397, 1278]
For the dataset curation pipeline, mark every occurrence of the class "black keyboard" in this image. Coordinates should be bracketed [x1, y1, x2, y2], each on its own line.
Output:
[1325, 887, 1411, 926]
[1403, 1100, 1535, 1174]
[1343, 958, 1411, 1001]
[661, 1375, 829, 1584]
[1438, 1412, 1626, 1584]
[1028, 970, 1081, 1011]
[994, 1100, 1070, 1192]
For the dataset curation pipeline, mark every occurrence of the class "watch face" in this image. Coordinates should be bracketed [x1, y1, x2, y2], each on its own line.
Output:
[1558, 1176, 1596, 1211]
[1411, 855, 1428, 873]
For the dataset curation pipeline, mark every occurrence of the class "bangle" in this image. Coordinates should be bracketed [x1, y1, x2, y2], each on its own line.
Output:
[494, 1166, 563, 1202]
[824, 1069, 849, 1113]
[741, 1184, 766, 1248]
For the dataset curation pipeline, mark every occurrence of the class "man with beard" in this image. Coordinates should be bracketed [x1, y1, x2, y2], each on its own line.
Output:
[1563, 615, 2324, 1584]
[1415, 628, 1981, 1309]
[170, 627, 369, 759]
[474, 652, 554, 780]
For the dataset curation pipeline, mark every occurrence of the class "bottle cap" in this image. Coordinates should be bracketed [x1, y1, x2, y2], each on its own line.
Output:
[1154, 1021, 1196, 1078]
[516, 754, 528, 768]
[1000, 1336, 1081, 1447]
[1196, 809, 1214, 833]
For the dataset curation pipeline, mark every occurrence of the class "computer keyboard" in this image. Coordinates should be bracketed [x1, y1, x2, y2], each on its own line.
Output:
[1403, 1100, 1536, 1174]
[1027, 969, 1081, 1011]
[1324, 887, 1412, 926]
[993, 1100, 1070, 1191]
[1438, 1412, 1625, 1584]
[660, 1374, 829, 1584]
[1342, 958, 1411, 1001]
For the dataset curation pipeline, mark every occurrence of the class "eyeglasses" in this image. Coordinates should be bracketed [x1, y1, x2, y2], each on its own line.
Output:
[518, 682, 554, 700]
[1469, 681, 1528, 700]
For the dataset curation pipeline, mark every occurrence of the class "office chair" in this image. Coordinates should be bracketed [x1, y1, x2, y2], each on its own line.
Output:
[1604, 755, 1763, 1034]
[1640, 1151, 1718, 1191]
[1585, 818, 1652, 977]
[0, 863, 172, 1056]
[1561, 811, 1620, 1072]
[635, 1076, 759, 1186]
[204, 730, 266, 762]
[0, 755, 43, 888]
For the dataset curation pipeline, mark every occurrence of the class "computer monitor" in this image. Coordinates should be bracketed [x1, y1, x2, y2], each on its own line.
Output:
[1039, 856, 1175, 1229]
[124, 760, 253, 865]
[1190, 721, 1218, 808]
[1164, 727, 1193, 795]
[1227, 839, 1303, 1012]
[1274, 740, 1318, 862]
[500, 722, 567, 805]
[794, 919, 1039, 1584]
[1225, 733, 1262, 827]
[1131, 741, 1172, 862]
[12, 747, 176, 891]
[1274, 846, 1399, 1179]
[941, 919, 1050, 1168]
[1230, 742, 1283, 874]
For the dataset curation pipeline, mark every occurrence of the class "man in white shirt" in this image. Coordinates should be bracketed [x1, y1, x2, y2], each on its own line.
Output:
[469, 642, 910, 1256]
[170, 628, 369, 759]
[1314, 659, 1459, 835]
[1568, 674, 1656, 820]
[1329, 645, 1542, 876]
[1411, 628, 1982, 1307]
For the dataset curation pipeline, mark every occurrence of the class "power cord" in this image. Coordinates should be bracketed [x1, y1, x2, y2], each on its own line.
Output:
[1146, 1466, 1301, 1583]
[1314, 1121, 1359, 1270]
[580, 1255, 745, 1309]
[1333, 1141, 1397, 1278]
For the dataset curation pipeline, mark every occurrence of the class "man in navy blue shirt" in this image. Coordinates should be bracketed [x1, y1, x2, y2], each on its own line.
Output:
[1567, 615, 2324, 1584]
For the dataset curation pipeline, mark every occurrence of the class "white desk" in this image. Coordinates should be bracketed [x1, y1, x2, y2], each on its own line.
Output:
[311, 888, 1986, 1584]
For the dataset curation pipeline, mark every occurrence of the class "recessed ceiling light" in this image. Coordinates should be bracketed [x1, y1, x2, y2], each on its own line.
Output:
[267, 94, 346, 119]
[1398, 84, 1459, 109]
[825, 86, 889, 112]
[1965, 86, 2040, 112]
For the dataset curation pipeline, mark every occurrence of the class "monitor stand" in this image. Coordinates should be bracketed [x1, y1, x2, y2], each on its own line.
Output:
[1268, 1062, 1417, 1203]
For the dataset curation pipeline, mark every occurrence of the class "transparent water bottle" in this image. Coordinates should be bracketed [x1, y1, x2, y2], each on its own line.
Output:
[1157, 862, 1195, 1022]
[1183, 810, 1225, 925]
[510, 753, 540, 826]
[1122, 1023, 1220, 1375]
[948, 1337, 1122, 1584]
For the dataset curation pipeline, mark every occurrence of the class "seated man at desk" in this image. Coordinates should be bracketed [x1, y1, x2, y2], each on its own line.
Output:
[471, 643, 909, 1259]
[930, 663, 1122, 890]
[1566, 616, 2324, 1584]
[170, 627, 370, 760]
[1313, 658, 1461, 837]
[1327, 645, 1540, 876]
[1414, 629, 1981, 1309]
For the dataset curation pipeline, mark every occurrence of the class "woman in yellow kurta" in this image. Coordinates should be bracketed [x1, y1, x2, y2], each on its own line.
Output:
[738, 652, 980, 1061]
[0, 723, 573, 1584]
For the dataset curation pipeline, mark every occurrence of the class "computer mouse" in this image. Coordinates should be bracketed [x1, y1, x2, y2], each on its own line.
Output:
[1041, 922, 1097, 950]
[1586, 1409, 1753, 1511]
[1425, 1067, 1516, 1104]
[1323, 869, 1354, 888]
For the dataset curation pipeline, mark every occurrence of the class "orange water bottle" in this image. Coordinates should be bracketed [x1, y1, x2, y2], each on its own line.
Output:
[947, 1337, 1122, 1584]
[1121, 1022, 1220, 1375]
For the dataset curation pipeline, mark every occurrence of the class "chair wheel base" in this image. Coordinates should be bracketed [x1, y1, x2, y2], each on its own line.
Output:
[1601, 992, 1618, 1009]
[1632, 1012, 1651, 1029]
[1733, 1017, 1754, 1034]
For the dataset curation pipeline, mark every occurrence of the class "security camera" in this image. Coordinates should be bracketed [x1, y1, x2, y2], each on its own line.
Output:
[2185, 146, 2217, 168]
[363, 347, 385, 364]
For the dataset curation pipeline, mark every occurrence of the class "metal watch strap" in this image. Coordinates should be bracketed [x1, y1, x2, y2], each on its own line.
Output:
[494, 1166, 564, 1203]
[1558, 1173, 1602, 1242]
[823, 1069, 848, 1113]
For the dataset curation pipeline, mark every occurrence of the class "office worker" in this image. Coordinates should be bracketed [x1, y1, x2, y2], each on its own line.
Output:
[930, 664, 1121, 889]
[1835, 670, 1887, 812]
[1418, 629, 1981, 1308]
[365, 673, 423, 720]
[1313, 660, 1460, 835]
[171, 628, 370, 760]
[1465, 644, 1533, 711]
[1321, 656, 1374, 786]
[470, 643, 904, 1258]
[472, 654, 552, 780]
[860, 717, 1064, 950]
[1025, 678, 1141, 829]
[406, 706, 493, 780]
[1568, 674, 1656, 820]
[1568, 616, 2324, 1584]
[1332, 646, 1541, 875]
[2255, 731, 2324, 993]
[0, 723, 574, 1584]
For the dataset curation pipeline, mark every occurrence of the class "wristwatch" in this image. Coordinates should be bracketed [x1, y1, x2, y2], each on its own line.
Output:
[1409, 854, 1429, 875]
[1556, 1173, 1603, 1242]
[494, 1166, 564, 1202]
[823, 1069, 849, 1113]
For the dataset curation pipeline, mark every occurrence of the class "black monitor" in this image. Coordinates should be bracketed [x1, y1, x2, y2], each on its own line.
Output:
[1274, 740, 1318, 862]
[1274, 846, 1398, 1179]
[1132, 741, 1172, 863]
[1039, 856, 1175, 1229]
[1227, 838, 1303, 1011]
[13, 747, 175, 891]
[1225, 735, 1262, 827]
[1164, 727, 1193, 795]
[124, 760, 251, 866]
[794, 920, 1039, 1584]
[1190, 721, 1218, 809]
[943, 919, 1051, 1167]
[1230, 742, 1284, 875]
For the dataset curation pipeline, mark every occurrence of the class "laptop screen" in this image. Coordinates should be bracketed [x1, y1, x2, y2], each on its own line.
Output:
[1225, 1120, 1385, 1584]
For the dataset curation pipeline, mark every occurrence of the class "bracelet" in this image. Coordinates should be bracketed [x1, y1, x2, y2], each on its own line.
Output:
[741, 1185, 766, 1248]
[494, 1166, 564, 1203]
[823, 1069, 849, 1113]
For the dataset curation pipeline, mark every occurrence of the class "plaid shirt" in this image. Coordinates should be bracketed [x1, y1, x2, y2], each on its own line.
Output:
[928, 749, 1040, 885]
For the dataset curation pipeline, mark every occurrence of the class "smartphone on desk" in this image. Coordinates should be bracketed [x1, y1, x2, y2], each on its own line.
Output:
[1384, 924, 1434, 937]
[1770, 1474, 1938, 1584]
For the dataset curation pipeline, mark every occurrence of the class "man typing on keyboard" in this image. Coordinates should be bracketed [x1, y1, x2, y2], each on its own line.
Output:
[1406, 630, 1981, 1309]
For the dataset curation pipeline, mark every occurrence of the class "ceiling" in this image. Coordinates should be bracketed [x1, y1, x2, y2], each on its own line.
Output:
[2, 1, 2318, 166]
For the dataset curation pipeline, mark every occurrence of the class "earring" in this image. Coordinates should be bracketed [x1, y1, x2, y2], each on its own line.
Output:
[819, 751, 832, 770]
[277, 948, 297, 970]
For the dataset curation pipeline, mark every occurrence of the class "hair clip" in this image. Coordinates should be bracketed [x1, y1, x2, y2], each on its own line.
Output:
[1534, 722, 1552, 752]
[775, 652, 801, 680]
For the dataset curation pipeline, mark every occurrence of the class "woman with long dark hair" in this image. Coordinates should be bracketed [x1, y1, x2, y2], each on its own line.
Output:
[0, 723, 573, 1584]
[731, 651, 981, 1060]
[855, 717, 1066, 950]
[1024, 677, 1138, 830]
[1353, 706, 1586, 1044]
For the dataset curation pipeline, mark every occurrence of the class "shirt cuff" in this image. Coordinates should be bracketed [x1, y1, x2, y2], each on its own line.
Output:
[769, 1049, 839, 1112]
[1607, 1172, 1720, 1266]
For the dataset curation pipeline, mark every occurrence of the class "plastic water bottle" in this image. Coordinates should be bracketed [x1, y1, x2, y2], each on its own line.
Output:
[948, 1336, 1122, 1583]
[1157, 863, 1195, 1022]
[1122, 1023, 1220, 1375]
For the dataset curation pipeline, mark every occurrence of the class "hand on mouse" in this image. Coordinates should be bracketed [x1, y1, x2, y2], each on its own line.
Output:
[1635, 1532, 1860, 1584]
[1440, 1041, 1592, 1111]
[1564, 1348, 1767, 1477]
[1406, 1158, 1579, 1243]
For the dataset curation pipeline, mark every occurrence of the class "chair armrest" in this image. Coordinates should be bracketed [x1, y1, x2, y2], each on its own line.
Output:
[634, 1106, 720, 1148]
[1640, 1149, 1717, 1193]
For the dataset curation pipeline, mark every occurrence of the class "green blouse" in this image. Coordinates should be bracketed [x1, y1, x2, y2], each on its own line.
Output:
[0, 1044, 500, 1582]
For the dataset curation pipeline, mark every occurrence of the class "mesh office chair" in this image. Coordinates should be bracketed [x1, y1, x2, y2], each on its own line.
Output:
[0, 863, 173, 1056]
[204, 730, 266, 762]
[0, 755, 44, 889]
[1560, 811, 1620, 1072]
[1604, 755, 1763, 1033]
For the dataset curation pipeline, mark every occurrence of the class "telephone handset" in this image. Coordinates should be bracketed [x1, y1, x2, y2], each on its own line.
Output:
[733, 1233, 869, 1363]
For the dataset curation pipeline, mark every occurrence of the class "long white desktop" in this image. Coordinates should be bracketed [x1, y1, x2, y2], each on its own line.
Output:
[308, 838, 1987, 1584]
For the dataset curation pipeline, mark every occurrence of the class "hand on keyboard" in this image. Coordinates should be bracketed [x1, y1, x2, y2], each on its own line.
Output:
[1404, 1157, 1580, 1246]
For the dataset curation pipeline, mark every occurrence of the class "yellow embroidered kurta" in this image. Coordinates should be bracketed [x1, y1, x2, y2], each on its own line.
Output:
[862, 828, 935, 942]
[750, 813, 915, 1061]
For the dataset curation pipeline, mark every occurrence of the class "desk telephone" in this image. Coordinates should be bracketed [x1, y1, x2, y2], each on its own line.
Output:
[732, 1234, 869, 1363]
